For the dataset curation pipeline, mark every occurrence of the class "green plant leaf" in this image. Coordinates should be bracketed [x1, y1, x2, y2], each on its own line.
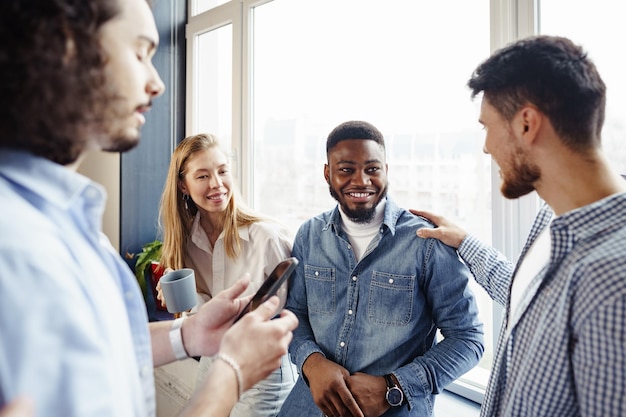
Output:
[134, 239, 162, 298]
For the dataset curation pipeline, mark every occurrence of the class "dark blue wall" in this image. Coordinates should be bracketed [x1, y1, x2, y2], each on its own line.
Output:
[121, 1, 186, 265]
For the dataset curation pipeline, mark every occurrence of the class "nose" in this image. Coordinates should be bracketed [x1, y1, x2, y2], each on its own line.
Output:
[352, 170, 370, 185]
[482, 144, 489, 155]
[147, 65, 165, 98]
[209, 175, 223, 188]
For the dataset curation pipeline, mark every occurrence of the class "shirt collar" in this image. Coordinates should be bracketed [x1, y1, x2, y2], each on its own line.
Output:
[551, 192, 626, 241]
[0, 149, 102, 211]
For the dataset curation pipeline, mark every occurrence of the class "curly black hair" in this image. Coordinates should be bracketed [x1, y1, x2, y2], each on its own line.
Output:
[0, 0, 121, 164]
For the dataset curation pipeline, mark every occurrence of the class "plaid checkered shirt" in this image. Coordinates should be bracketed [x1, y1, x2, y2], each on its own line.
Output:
[458, 193, 626, 417]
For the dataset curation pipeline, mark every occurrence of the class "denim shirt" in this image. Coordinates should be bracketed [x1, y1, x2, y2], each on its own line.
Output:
[281, 198, 484, 417]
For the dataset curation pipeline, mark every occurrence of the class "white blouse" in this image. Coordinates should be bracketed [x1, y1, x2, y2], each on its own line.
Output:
[184, 213, 293, 305]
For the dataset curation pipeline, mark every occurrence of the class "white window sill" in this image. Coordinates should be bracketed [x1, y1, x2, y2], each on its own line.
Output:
[435, 389, 481, 416]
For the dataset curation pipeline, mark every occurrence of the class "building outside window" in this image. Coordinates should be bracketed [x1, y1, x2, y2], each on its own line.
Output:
[185, 0, 626, 403]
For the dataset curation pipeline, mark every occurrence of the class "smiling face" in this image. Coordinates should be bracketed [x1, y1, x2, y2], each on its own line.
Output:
[325, 139, 388, 223]
[179, 147, 233, 216]
[95, 0, 165, 153]
[480, 98, 539, 199]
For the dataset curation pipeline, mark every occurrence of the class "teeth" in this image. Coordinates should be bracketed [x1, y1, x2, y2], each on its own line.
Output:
[350, 193, 370, 198]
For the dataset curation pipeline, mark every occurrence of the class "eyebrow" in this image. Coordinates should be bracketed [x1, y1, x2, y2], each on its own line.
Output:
[191, 163, 229, 173]
[336, 158, 382, 165]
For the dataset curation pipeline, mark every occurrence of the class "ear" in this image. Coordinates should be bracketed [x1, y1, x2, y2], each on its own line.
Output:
[178, 179, 188, 195]
[518, 105, 542, 145]
[324, 163, 330, 184]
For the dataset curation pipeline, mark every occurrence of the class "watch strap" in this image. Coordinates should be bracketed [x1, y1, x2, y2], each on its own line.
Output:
[384, 373, 395, 389]
[384, 373, 404, 407]
[169, 317, 189, 360]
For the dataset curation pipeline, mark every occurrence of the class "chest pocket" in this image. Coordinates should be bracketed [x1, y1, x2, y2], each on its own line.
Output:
[304, 265, 335, 315]
[368, 271, 415, 326]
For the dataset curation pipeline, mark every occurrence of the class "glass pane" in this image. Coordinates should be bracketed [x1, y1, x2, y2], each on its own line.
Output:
[196, 24, 233, 150]
[540, 0, 626, 175]
[193, 0, 230, 16]
[252, 0, 492, 387]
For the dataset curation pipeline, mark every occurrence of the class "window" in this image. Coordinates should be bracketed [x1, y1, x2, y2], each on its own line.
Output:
[188, 0, 598, 403]
[249, 0, 493, 399]
[539, 0, 626, 175]
[193, 0, 230, 16]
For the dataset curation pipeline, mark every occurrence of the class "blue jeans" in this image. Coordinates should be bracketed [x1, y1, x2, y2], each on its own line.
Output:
[196, 353, 297, 417]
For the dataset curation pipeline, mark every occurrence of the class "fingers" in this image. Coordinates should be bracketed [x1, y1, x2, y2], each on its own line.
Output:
[416, 227, 437, 239]
[323, 388, 364, 417]
[274, 308, 299, 333]
[250, 295, 280, 320]
[409, 209, 441, 224]
[155, 282, 166, 307]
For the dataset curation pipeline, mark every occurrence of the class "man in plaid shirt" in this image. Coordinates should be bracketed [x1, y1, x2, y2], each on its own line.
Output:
[414, 35, 626, 417]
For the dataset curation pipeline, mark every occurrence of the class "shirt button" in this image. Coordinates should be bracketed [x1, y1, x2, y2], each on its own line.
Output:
[389, 278, 394, 284]
[348, 309, 353, 315]
[347, 244, 351, 249]
[340, 342, 345, 347]
[352, 276, 357, 281]
[315, 271, 319, 276]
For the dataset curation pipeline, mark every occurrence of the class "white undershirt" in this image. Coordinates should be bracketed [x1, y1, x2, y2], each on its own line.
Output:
[338, 200, 385, 262]
[508, 221, 552, 329]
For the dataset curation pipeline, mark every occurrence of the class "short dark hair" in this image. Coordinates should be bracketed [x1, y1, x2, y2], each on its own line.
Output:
[0, 0, 121, 164]
[468, 35, 606, 151]
[326, 120, 386, 154]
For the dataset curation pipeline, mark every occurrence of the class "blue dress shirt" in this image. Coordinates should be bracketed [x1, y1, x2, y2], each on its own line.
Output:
[0, 150, 155, 416]
[279, 198, 484, 416]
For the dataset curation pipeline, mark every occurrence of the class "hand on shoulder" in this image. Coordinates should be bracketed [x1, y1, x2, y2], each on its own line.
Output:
[410, 209, 467, 249]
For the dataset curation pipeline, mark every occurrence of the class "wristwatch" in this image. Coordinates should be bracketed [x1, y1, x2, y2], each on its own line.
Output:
[384, 374, 404, 407]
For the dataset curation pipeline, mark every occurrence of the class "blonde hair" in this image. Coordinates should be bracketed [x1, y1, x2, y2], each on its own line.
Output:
[158, 133, 265, 269]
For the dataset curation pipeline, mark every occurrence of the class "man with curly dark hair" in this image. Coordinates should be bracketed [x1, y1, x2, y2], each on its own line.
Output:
[0, 1, 298, 416]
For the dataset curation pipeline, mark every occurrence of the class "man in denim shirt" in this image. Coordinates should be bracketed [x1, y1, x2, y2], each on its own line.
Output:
[278, 120, 484, 417]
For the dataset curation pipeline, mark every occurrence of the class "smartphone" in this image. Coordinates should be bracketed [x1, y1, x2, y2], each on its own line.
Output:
[234, 257, 299, 322]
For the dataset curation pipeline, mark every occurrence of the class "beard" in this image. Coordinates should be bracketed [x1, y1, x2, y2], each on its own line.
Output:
[92, 75, 146, 153]
[500, 148, 540, 199]
[100, 125, 141, 153]
[329, 184, 388, 224]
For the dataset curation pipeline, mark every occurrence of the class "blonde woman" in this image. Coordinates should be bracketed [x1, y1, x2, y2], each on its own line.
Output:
[157, 133, 297, 417]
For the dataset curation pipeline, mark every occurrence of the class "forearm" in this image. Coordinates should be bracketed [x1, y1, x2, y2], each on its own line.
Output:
[150, 317, 203, 367]
[395, 332, 484, 406]
[177, 359, 239, 417]
[458, 234, 514, 306]
[149, 320, 180, 367]
[288, 315, 324, 372]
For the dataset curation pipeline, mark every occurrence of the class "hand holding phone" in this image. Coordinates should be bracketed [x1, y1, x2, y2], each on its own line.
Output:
[234, 257, 299, 322]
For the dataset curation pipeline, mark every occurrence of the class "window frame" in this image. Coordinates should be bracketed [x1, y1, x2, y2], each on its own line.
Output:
[186, 0, 542, 404]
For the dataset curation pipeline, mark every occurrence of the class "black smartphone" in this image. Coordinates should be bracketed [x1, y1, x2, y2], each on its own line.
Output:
[234, 257, 299, 322]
